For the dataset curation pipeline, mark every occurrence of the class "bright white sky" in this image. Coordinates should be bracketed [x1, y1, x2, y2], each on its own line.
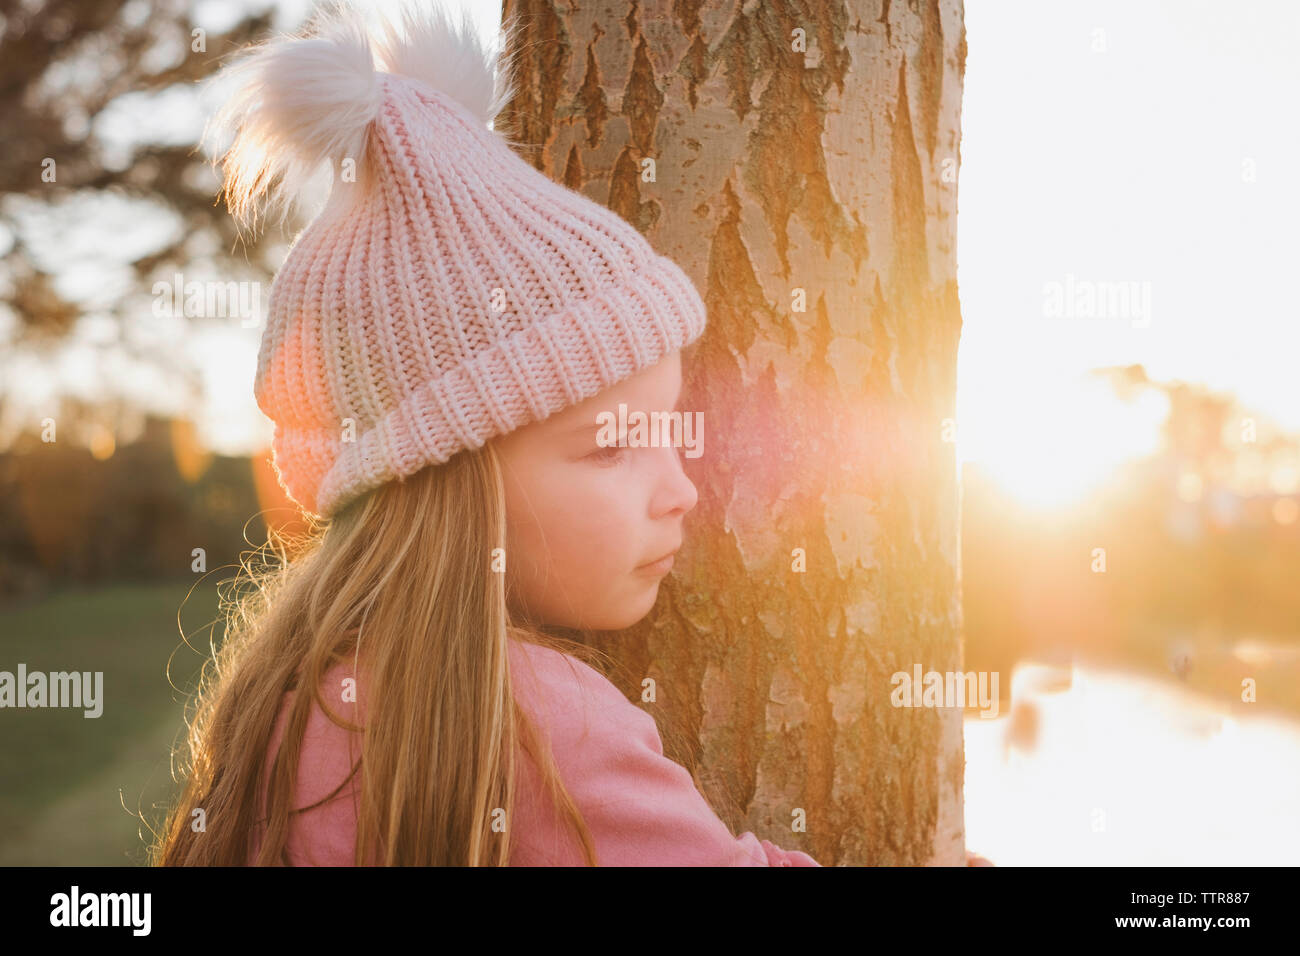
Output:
[956, 0, 1300, 469]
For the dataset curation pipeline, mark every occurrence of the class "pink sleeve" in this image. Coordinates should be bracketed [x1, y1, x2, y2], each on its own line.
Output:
[509, 641, 823, 867]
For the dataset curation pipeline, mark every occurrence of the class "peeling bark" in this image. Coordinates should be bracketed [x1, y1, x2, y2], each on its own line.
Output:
[503, 0, 966, 866]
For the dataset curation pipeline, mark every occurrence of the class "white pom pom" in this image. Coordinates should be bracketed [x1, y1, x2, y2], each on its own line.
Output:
[203, 0, 382, 234]
[372, 0, 529, 147]
[204, 0, 533, 234]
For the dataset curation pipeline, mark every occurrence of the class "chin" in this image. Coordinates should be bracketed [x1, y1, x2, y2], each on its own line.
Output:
[625, 582, 664, 625]
[524, 578, 663, 632]
[592, 583, 662, 631]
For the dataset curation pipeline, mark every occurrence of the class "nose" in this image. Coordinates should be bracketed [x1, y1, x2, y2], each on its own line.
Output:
[652, 443, 699, 519]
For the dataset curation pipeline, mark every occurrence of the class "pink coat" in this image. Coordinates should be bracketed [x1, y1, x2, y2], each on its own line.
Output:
[248, 637, 822, 866]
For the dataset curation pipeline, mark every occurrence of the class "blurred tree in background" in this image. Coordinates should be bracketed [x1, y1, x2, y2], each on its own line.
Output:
[1, 0, 285, 344]
[0, 0, 313, 595]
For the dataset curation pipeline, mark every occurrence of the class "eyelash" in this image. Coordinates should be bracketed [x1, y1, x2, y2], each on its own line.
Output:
[586, 399, 682, 465]
[588, 445, 627, 466]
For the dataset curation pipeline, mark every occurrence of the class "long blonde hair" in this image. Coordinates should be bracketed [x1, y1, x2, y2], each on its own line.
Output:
[150, 440, 608, 865]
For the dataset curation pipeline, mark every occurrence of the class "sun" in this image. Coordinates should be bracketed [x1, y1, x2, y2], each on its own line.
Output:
[956, 372, 1169, 511]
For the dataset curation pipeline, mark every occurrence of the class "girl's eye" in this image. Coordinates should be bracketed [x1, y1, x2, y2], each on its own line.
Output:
[587, 444, 626, 465]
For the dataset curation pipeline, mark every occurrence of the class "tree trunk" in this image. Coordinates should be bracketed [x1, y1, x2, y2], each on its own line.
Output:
[501, 0, 967, 866]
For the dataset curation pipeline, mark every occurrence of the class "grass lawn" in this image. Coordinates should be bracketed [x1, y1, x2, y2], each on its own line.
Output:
[0, 577, 220, 865]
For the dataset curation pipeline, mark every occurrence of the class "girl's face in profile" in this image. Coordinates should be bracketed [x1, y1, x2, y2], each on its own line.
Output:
[494, 349, 698, 631]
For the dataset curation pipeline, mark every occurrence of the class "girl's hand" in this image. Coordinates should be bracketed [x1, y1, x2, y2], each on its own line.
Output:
[966, 848, 995, 866]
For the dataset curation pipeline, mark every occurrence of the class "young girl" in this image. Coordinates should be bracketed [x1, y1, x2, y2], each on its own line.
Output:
[150, 0, 820, 867]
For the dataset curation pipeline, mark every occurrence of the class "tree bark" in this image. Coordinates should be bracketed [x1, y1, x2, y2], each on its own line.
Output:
[502, 0, 967, 866]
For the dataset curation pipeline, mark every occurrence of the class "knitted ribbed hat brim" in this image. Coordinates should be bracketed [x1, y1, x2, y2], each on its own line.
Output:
[298, 252, 705, 518]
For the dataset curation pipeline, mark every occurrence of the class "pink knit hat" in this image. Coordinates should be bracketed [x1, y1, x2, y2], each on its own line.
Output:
[206, 0, 707, 519]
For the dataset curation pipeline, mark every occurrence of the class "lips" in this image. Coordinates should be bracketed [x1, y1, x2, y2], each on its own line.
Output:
[638, 547, 680, 570]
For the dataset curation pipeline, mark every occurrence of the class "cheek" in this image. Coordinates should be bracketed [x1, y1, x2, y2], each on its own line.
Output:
[506, 466, 637, 581]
